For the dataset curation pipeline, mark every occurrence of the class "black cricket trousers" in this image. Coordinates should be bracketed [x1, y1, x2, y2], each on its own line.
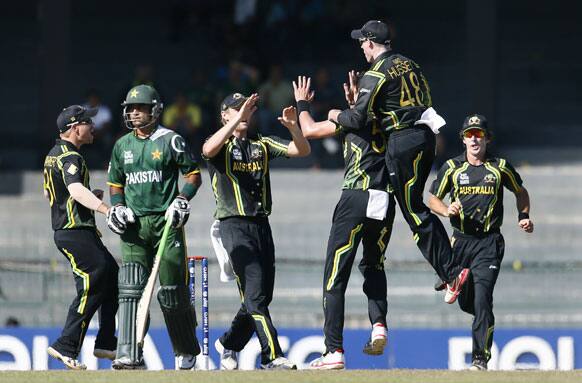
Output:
[52, 228, 119, 357]
[218, 216, 284, 365]
[385, 125, 461, 282]
[453, 230, 505, 363]
[323, 189, 395, 353]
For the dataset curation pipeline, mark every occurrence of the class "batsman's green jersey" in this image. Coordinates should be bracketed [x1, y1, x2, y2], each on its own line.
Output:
[107, 126, 200, 216]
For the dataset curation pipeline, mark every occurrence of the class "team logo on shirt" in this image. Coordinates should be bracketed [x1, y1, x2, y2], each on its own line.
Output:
[124, 150, 134, 165]
[67, 164, 78, 175]
[251, 147, 263, 160]
[152, 149, 162, 160]
[232, 148, 243, 161]
[484, 174, 497, 184]
[459, 173, 470, 185]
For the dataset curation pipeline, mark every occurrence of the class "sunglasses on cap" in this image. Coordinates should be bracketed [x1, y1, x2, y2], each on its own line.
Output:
[463, 128, 486, 139]
[66, 119, 94, 128]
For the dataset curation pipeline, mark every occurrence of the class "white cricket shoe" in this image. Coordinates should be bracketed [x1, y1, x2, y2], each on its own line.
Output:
[261, 356, 297, 370]
[215, 338, 239, 370]
[308, 350, 345, 370]
[469, 359, 488, 371]
[47, 346, 87, 370]
[176, 354, 197, 370]
[363, 323, 388, 355]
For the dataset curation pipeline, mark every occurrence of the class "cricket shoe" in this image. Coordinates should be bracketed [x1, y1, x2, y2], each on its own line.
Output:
[47, 346, 87, 370]
[215, 338, 238, 370]
[176, 354, 196, 370]
[363, 323, 388, 355]
[93, 348, 116, 360]
[444, 268, 470, 304]
[469, 359, 488, 371]
[308, 350, 345, 370]
[111, 356, 146, 370]
[434, 277, 446, 291]
[261, 356, 297, 370]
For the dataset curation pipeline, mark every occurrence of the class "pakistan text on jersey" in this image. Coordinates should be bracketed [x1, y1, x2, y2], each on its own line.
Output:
[232, 161, 263, 172]
[126, 170, 163, 185]
[458, 186, 495, 195]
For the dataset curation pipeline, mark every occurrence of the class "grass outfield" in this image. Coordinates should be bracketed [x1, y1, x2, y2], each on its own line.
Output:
[1, 370, 581, 383]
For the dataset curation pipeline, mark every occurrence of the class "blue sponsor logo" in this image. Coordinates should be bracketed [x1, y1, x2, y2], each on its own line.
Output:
[0, 328, 579, 370]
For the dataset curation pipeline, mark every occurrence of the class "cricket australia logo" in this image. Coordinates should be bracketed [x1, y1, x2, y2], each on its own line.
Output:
[459, 173, 470, 185]
[484, 174, 496, 184]
[124, 150, 134, 165]
[251, 146, 262, 160]
[232, 148, 243, 161]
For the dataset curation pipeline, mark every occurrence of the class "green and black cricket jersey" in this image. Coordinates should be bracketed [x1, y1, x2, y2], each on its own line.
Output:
[205, 134, 289, 219]
[43, 139, 95, 230]
[107, 126, 200, 216]
[429, 153, 523, 234]
[338, 51, 432, 134]
[336, 125, 390, 191]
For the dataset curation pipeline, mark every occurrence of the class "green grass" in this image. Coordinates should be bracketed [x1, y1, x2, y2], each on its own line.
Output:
[1, 370, 581, 383]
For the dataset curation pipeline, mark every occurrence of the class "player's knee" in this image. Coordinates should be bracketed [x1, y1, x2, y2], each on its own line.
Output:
[157, 285, 189, 312]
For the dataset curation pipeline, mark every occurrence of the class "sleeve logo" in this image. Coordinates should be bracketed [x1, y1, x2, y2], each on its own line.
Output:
[67, 164, 78, 175]
[171, 135, 185, 153]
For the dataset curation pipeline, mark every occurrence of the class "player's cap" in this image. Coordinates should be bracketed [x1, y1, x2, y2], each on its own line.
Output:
[221, 93, 248, 112]
[56, 105, 97, 133]
[351, 20, 391, 45]
[461, 114, 489, 134]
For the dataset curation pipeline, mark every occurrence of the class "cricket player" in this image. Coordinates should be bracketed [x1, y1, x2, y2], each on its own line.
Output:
[203, 93, 310, 370]
[327, 20, 469, 303]
[43, 105, 119, 370]
[293, 76, 395, 369]
[429, 114, 533, 370]
[107, 84, 202, 369]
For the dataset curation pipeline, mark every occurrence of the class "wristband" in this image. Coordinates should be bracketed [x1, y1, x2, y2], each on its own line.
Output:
[110, 192, 125, 206]
[296, 100, 310, 115]
[180, 182, 199, 200]
[518, 212, 529, 221]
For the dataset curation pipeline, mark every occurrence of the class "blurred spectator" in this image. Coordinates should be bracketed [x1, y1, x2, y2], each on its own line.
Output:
[162, 92, 205, 160]
[258, 64, 294, 135]
[187, 68, 215, 128]
[84, 89, 112, 138]
[216, 60, 259, 118]
[83, 89, 113, 169]
[234, 0, 258, 25]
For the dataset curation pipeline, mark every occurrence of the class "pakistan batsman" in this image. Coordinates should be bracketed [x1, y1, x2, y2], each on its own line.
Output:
[107, 84, 202, 369]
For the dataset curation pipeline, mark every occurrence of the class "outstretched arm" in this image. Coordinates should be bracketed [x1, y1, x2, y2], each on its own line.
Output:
[202, 94, 259, 158]
[293, 76, 337, 139]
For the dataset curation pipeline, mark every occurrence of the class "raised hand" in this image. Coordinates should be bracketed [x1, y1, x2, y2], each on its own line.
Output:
[293, 76, 315, 102]
[278, 106, 298, 130]
[237, 93, 259, 122]
[343, 70, 358, 106]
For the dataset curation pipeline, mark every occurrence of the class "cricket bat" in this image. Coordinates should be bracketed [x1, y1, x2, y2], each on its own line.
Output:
[136, 218, 172, 347]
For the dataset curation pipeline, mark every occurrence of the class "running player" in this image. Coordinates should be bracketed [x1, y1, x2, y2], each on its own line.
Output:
[429, 114, 533, 370]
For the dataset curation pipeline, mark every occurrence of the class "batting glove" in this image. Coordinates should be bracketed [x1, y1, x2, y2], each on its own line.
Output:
[165, 196, 190, 228]
[107, 205, 135, 234]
